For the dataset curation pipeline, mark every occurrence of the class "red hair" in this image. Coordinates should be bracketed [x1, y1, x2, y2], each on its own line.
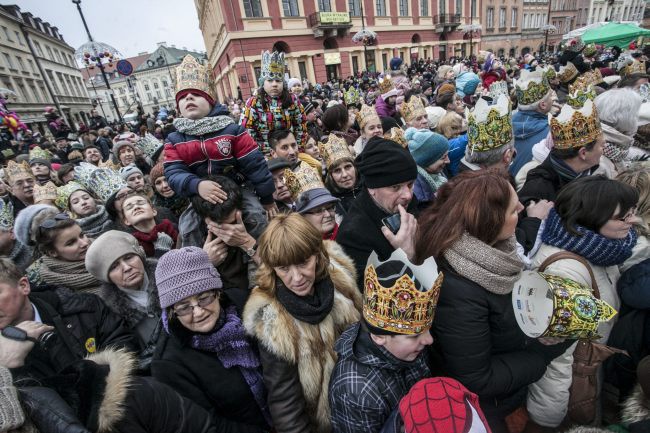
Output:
[415, 168, 513, 262]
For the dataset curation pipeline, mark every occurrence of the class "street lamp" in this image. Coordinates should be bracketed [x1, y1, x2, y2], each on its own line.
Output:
[459, 24, 482, 59]
[72, 0, 123, 123]
[540, 24, 558, 55]
[351, 0, 377, 73]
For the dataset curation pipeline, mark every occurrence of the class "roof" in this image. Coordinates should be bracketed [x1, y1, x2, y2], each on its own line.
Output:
[134, 45, 206, 72]
[79, 53, 150, 80]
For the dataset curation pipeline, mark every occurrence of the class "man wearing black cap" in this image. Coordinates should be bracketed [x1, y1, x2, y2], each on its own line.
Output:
[337, 136, 419, 289]
[267, 157, 295, 213]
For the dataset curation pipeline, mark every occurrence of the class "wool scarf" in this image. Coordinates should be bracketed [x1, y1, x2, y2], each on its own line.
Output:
[417, 166, 447, 195]
[39, 256, 101, 294]
[601, 122, 634, 163]
[276, 276, 335, 324]
[173, 115, 234, 137]
[541, 208, 638, 266]
[153, 193, 189, 218]
[549, 153, 594, 184]
[76, 205, 112, 239]
[131, 219, 178, 257]
[161, 306, 270, 425]
[443, 232, 524, 295]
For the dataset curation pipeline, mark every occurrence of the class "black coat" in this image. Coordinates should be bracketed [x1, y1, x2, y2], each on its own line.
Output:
[430, 261, 573, 424]
[151, 320, 268, 433]
[337, 189, 417, 289]
[517, 155, 566, 205]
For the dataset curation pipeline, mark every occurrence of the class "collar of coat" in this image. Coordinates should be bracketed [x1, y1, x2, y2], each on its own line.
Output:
[621, 384, 650, 425]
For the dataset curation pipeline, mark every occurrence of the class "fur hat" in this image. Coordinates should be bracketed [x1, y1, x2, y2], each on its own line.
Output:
[85, 230, 146, 283]
[13, 204, 57, 246]
[405, 128, 450, 167]
[113, 140, 135, 159]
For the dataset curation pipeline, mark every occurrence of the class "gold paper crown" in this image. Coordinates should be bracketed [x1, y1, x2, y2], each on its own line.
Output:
[175, 54, 212, 97]
[557, 62, 579, 84]
[568, 69, 603, 94]
[363, 249, 443, 335]
[378, 76, 395, 95]
[582, 43, 598, 58]
[98, 159, 121, 171]
[344, 87, 361, 106]
[467, 95, 513, 153]
[283, 164, 324, 201]
[33, 181, 57, 204]
[260, 50, 285, 82]
[550, 99, 601, 150]
[400, 96, 426, 122]
[515, 69, 550, 106]
[544, 66, 557, 81]
[356, 104, 380, 129]
[0, 199, 13, 230]
[622, 60, 646, 76]
[384, 127, 408, 148]
[28, 147, 52, 162]
[319, 134, 354, 169]
[55, 181, 86, 211]
[5, 160, 34, 184]
[566, 85, 597, 109]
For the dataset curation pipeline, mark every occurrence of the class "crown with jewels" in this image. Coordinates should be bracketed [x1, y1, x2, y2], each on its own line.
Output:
[0, 199, 13, 231]
[488, 80, 510, 100]
[28, 146, 53, 163]
[55, 181, 86, 211]
[344, 86, 361, 106]
[467, 95, 513, 153]
[33, 181, 57, 204]
[260, 50, 286, 82]
[385, 127, 408, 148]
[582, 43, 598, 58]
[74, 162, 126, 203]
[568, 69, 604, 94]
[98, 159, 121, 171]
[283, 163, 324, 201]
[356, 104, 380, 129]
[557, 62, 579, 84]
[543, 66, 557, 81]
[512, 271, 617, 340]
[565, 37, 585, 53]
[515, 69, 551, 106]
[400, 96, 427, 123]
[364, 249, 443, 335]
[175, 54, 211, 97]
[550, 99, 601, 150]
[566, 85, 597, 109]
[622, 59, 646, 76]
[319, 134, 354, 170]
[136, 133, 164, 161]
[378, 76, 395, 95]
[5, 160, 34, 184]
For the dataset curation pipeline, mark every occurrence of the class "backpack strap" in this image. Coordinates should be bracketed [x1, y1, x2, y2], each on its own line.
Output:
[539, 251, 600, 299]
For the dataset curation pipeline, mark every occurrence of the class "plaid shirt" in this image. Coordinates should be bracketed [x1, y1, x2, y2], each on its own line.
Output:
[329, 323, 431, 433]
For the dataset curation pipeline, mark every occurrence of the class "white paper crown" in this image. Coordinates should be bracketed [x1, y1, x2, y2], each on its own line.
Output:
[0, 199, 14, 230]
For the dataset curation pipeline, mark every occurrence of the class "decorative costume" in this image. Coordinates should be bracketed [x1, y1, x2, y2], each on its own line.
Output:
[33, 181, 57, 204]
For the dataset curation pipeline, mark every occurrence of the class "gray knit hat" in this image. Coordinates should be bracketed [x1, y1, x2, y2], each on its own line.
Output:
[0, 366, 25, 431]
[85, 230, 146, 283]
[119, 164, 143, 181]
[155, 247, 223, 309]
[13, 204, 57, 246]
[113, 140, 135, 159]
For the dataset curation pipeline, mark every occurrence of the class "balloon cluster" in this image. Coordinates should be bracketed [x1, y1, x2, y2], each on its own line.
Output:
[0, 99, 27, 135]
[82, 50, 116, 70]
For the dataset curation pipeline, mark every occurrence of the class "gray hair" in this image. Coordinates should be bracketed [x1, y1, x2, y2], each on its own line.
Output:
[518, 90, 553, 112]
[465, 143, 514, 167]
[595, 87, 643, 136]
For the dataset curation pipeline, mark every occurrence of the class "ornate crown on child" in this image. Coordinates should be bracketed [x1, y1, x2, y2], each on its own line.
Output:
[175, 54, 211, 96]
[319, 134, 353, 170]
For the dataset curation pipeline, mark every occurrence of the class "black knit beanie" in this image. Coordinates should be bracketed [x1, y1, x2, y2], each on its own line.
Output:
[355, 136, 417, 188]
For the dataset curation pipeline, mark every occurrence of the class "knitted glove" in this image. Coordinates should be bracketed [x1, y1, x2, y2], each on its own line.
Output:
[0, 366, 25, 431]
[153, 232, 174, 257]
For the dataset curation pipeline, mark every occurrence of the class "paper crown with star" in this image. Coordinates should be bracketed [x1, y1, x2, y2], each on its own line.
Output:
[260, 50, 286, 83]
[467, 95, 513, 153]
[33, 181, 57, 204]
[363, 248, 443, 335]
[515, 69, 551, 106]
[550, 99, 601, 150]
[5, 160, 34, 184]
[0, 199, 13, 231]
[74, 162, 126, 203]
[319, 134, 354, 170]
[400, 96, 427, 123]
[344, 86, 361, 106]
[283, 163, 324, 201]
[175, 54, 212, 98]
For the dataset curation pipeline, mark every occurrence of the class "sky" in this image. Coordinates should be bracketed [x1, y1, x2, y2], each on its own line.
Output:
[12, 0, 207, 59]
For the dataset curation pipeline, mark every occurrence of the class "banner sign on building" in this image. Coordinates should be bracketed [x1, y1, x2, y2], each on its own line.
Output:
[324, 52, 342, 65]
[319, 12, 351, 24]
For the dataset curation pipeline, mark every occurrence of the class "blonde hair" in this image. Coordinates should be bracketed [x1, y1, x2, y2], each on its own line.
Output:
[617, 165, 650, 235]
[437, 111, 463, 138]
[256, 213, 330, 295]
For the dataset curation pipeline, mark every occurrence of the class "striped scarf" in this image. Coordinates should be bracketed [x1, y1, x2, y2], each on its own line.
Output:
[541, 208, 638, 267]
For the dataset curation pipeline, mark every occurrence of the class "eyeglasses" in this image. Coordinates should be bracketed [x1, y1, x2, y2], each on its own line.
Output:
[39, 213, 70, 229]
[615, 207, 637, 222]
[172, 291, 218, 317]
[305, 204, 336, 215]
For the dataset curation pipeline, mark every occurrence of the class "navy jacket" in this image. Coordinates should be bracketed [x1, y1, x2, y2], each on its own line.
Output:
[510, 109, 549, 176]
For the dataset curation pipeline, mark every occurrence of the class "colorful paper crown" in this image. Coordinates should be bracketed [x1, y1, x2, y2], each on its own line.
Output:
[74, 162, 126, 203]
[33, 181, 57, 204]
[512, 271, 617, 340]
[283, 164, 324, 201]
[467, 95, 513, 153]
[384, 127, 408, 148]
[550, 99, 601, 150]
[565, 37, 585, 53]
[98, 159, 121, 171]
[557, 62, 579, 84]
[363, 249, 443, 335]
[28, 146, 52, 163]
[344, 86, 361, 106]
[175, 54, 211, 97]
[566, 85, 597, 109]
[400, 96, 427, 123]
[622, 59, 646, 76]
[136, 133, 163, 161]
[543, 66, 557, 81]
[0, 199, 13, 230]
[260, 50, 285, 82]
[515, 69, 550, 106]
[356, 104, 380, 129]
[488, 80, 509, 100]
[55, 181, 86, 210]
[319, 134, 354, 169]
[5, 160, 34, 184]
[378, 76, 395, 95]
[568, 69, 604, 94]
[582, 43, 598, 58]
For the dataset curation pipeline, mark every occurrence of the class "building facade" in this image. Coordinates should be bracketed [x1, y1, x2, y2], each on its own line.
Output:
[521, 0, 549, 54]
[587, 0, 646, 24]
[547, 0, 577, 52]
[479, 0, 522, 56]
[196, 0, 481, 102]
[0, 5, 92, 135]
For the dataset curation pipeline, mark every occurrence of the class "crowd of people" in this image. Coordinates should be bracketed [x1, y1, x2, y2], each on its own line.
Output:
[0, 37, 649, 433]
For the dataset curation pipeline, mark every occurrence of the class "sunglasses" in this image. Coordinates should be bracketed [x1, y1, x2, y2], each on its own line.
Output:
[39, 213, 70, 229]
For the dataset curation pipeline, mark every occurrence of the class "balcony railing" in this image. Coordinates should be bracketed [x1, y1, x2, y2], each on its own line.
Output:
[433, 14, 462, 24]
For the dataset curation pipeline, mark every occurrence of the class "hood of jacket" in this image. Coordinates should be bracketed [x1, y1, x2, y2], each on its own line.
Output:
[512, 110, 549, 141]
